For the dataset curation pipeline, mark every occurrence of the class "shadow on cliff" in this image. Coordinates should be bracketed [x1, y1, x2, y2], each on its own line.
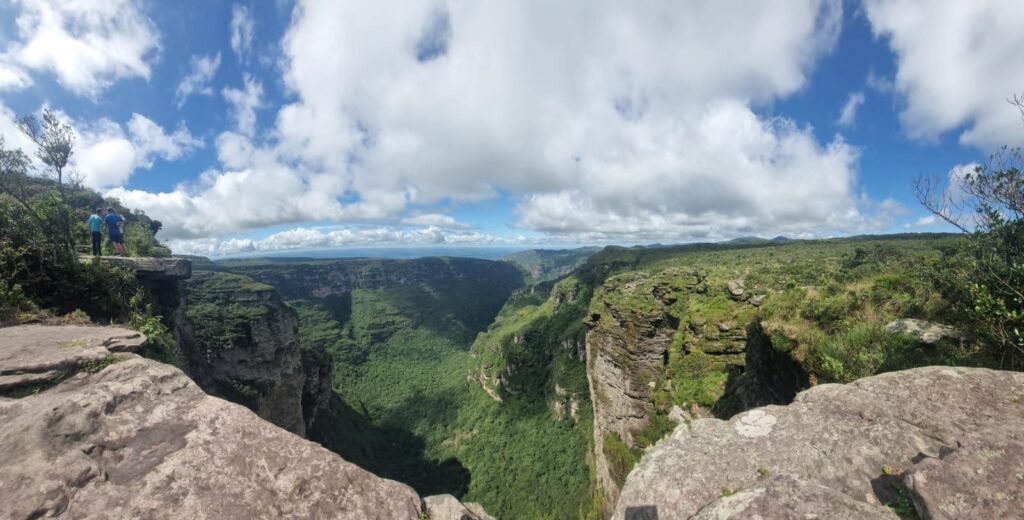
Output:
[309, 392, 471, 498]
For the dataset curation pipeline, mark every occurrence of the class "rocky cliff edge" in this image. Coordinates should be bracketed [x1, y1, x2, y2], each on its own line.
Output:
[0, 325, 428, 519]
[613, 366, 1024, 519]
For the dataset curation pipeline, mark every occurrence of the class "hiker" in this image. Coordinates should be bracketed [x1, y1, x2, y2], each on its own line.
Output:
[104, 207, 127, 257]
[88, 208, 104, 255]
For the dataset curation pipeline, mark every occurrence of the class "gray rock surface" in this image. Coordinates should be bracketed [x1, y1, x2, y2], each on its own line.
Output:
[81, 256, 193, 280]
[725, 280, 748, 301]
[885, 318, 962, 345]
[0, 345, 421, 519]
[0, 325, 146, 393]
[613, 366, 1024, 519]
[423, 495, 495, 520]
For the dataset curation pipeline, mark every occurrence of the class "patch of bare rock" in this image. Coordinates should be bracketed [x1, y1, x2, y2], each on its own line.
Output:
[0, 325, 490, 519]
[613, 366, 1024, 519]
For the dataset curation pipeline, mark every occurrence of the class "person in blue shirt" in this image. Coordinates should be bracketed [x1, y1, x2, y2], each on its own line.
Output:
[104, 207, 127, 257]
[88, 208, 104, 256]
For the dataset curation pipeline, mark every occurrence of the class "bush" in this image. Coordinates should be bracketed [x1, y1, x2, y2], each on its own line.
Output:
[805, 324, 917, 383]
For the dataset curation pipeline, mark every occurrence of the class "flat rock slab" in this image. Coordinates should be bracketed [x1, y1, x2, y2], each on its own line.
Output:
[0, 356, 421, 519]
[80, 256, 192, 280]
[0, 325, 147, 391]
[613, 366, 1024, 519]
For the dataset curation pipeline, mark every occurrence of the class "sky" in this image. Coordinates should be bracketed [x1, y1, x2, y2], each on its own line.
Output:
[0, 0, 1022, 257]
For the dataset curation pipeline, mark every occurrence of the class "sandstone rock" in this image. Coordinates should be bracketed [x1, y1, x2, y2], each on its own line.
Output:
[81, 255, 193, 280]
[726, 280, 748, 301]
[424, 494, 495, 520]
[0, 354, 421, 519]
[587, 273, 680, 515]
[749, 294, 766, 307]
[613, 366, 1024, 519]
[0, 325, 146, 393]
[885, 318, 962, 345]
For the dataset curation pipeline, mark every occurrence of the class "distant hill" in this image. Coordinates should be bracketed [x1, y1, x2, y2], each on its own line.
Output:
[501, 246, 602, 283]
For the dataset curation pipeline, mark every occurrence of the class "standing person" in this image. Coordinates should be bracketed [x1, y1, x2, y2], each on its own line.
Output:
[104, 207, 127, 257]
[88, 208, 104, 256]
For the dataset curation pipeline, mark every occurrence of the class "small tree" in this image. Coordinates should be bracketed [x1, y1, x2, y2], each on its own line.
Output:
[914, 135, 1024, 369]
[17, 109, 79, 250]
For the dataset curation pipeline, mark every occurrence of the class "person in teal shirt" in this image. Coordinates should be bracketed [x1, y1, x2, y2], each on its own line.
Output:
[88, 208, 103, 255]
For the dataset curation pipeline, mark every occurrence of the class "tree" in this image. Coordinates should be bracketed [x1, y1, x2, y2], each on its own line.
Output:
[17, 109, 80, 250]
[914, 133, 1024, 369]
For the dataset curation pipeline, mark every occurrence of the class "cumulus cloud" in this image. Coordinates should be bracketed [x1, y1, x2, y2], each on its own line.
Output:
[864, 0, 1024, 148]
[175, 53, 221, 106]
[115, 0, 906, 246]
[401, 213, 471, 229]
[167, 225, 528, 257]
[222, 75, 263, 136]
[73, 114, 202, 188]
[3, 0, 159, 97]
[230, 5, 255, 61]
[0, 63, 32, 91]
[837, 91, 865, 127]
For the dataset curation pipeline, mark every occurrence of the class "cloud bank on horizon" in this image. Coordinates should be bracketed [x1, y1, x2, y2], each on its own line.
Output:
[1, 0, 1022, 256]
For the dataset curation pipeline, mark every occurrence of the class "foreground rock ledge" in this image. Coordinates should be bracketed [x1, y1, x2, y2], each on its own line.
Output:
[0, 351, 421, 518]
[613, 366, 1024, 520]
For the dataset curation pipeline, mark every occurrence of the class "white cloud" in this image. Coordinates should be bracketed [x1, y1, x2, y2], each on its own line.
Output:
[914, 215, 938, 227]
[837, 91, 865, 127]
[175, 53, 221, 106]
[116, 1, 904, 245]
[73, 114, 202, 188]
[0, 63, 32, 91]
[222, 75, 264, 136]
[4, 0, 159, 97]
[864, 0, 1024, 148]
[167, 225, 528, 256]
[230, 5, 255, 61]
[401, 213, 471, 229]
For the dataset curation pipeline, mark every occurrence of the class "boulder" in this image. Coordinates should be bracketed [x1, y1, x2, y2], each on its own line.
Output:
[725, 280, 748, 301]
[613, 366, 1024, 519]
[885, 318, 962, 345]
[0, 346, 421, 519]
[0, 325, 146, 393]
[749, 294, 766, 307]
[423, 494, 496, 520]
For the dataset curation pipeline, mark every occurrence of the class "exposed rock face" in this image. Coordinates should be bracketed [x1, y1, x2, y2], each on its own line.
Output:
[613, 366, 1024, 519]
[713, 322, 808, 418]
[176, 272, 308, 436]
[0, 326, 421, 519]
[0, 325, 146, 393]
[82, 255, 192, 280]
[423, 494, 496, 520]
[885, 318, 963, 345]
[586, 273, 681, 514]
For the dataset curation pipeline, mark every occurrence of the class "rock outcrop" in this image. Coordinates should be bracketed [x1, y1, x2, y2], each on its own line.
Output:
[0, 325, 146, 394]
[81, 256, 193, 280]
[176, 272, 308, 436]
[586, 272, 681, 513]
[885, 318, 963, 345]
[613, 366, 1024, 519]
[0, 325, 422, 519]
[423, 494, 496, 520]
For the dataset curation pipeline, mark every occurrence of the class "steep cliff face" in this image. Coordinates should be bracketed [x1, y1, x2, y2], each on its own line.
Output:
[585, 271, 685, 513]
[176, 271, 309, 436]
